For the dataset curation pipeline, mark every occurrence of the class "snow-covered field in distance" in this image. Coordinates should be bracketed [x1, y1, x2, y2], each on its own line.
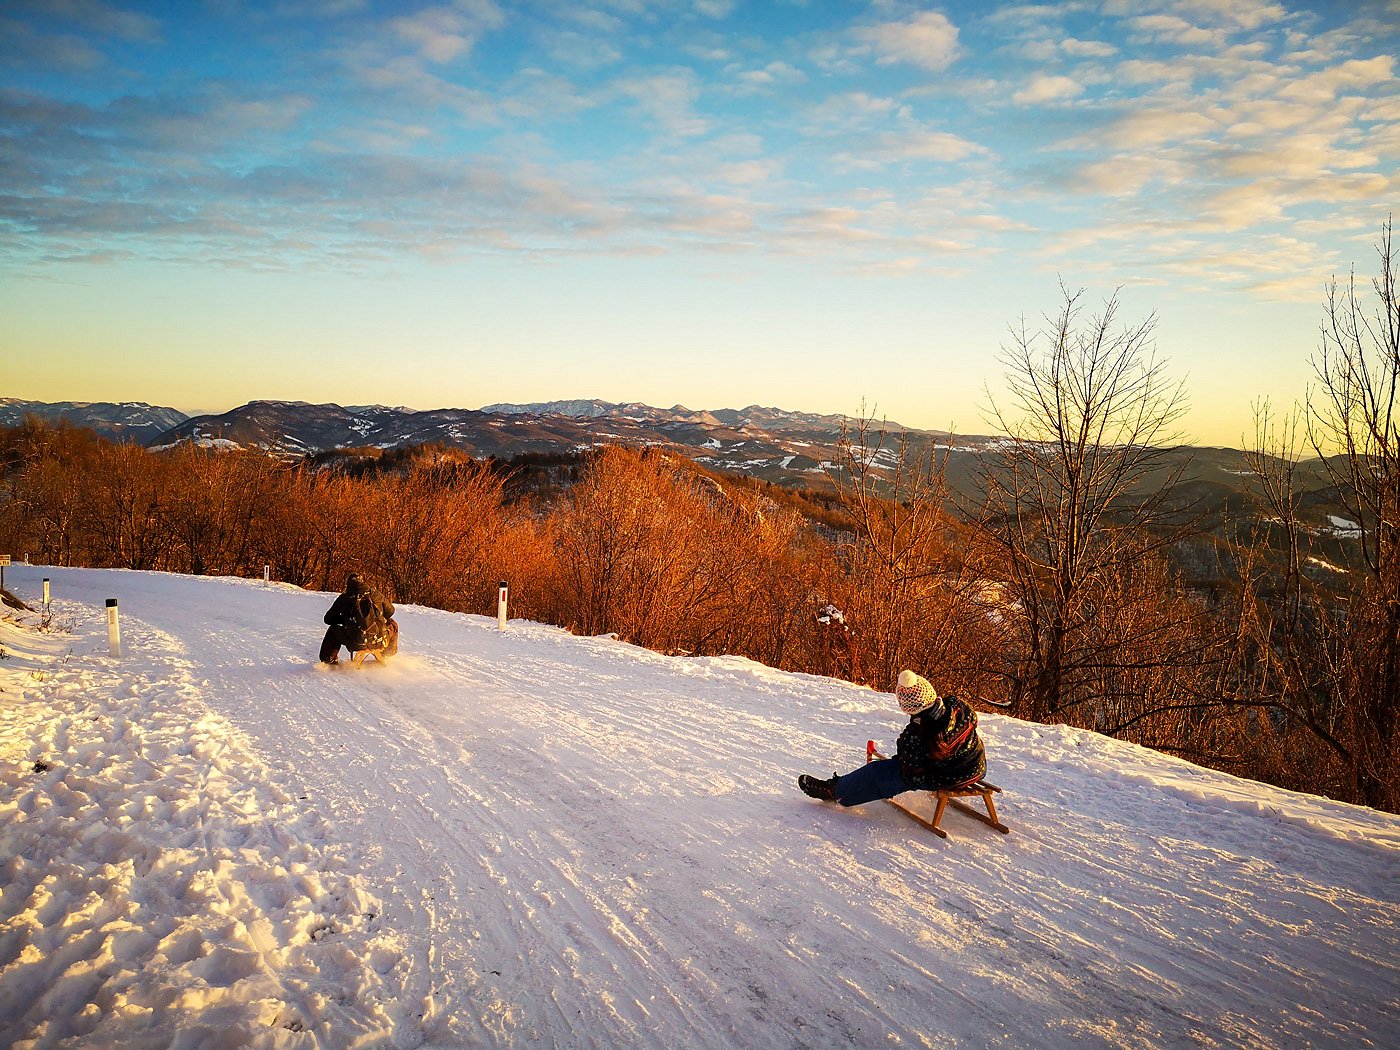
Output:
[2, 565, 1397, 1049]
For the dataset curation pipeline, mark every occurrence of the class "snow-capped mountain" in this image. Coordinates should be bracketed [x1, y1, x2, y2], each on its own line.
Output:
[0, 398, 188, 442]
[144, 398, 971, 484]
[2, 565, 1396, 1047]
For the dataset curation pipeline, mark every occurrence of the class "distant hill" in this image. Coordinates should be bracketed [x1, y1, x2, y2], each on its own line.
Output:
[0, 398, 187, 443]
[7, 396, 1353, 541]
[144, 398, 987, 489]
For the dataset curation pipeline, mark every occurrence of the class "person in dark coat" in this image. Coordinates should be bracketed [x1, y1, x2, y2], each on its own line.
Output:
[318, 572, 397, 665]
[799, 670, 985, 806]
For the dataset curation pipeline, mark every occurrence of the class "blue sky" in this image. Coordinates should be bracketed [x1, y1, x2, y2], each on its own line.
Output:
[2, 0, 1397, 444]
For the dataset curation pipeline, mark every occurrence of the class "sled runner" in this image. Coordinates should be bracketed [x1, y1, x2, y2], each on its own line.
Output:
[866, 741, 1010, 839]
[350, 647, 389, 667]
[349, 620, 398, 667]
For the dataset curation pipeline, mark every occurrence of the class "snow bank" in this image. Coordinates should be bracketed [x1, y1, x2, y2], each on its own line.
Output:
[0, 609, 411, 1048]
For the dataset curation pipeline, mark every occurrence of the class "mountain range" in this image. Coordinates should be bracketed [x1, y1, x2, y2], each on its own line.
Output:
[0, 398, 188, 443]
[139, 397, 984, 487]
[4, 396, 1343, 532]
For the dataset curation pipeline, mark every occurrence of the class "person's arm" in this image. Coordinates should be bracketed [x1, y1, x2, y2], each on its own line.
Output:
[325, 594, 348, 626]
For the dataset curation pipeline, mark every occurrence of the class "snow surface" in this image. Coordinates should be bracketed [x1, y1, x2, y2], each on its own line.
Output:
[2, 566, 1398, 1049]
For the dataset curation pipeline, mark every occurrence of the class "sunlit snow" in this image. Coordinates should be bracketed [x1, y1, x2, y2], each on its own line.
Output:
[2, 566, 1397, 1048]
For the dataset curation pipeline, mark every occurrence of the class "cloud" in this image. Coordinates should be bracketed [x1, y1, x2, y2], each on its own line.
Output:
[1104, 0, 1287, 33]
[731, 61, 806, 92]
[16, 0, 161, 43]
[1074, 153, 1192, 197]
[798, 92, 902, 140]
[1127, 14, 1225, 49]
[1161, 0, 1288, 32]
[869, 129, 988, 164]
[1054, 104, 1223, 154]
[0, 19, 104, 72]
[386, 0, 506, 65]
[613, 71, 710, 137]
[1278, 56, 1396, 104]
[858, 11, 960, 72]
[1062, 38, 1119, 58]
[1013, 75, 1084, 105]
[389, 2, 505, 64]
[984, 4, 1095, 26]
[693, 0, 737, 17]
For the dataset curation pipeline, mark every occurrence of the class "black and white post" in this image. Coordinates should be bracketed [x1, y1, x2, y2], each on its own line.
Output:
[106, 598, 122, 658]
[43, 578, 50, 609]
[497, 580, 509, 630]
[263, 564, 271, 587]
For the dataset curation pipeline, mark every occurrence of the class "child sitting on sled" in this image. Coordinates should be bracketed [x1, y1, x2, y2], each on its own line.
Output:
[799, 670, 985, 807]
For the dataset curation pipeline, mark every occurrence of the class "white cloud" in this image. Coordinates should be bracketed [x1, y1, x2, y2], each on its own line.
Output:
[859, 11, 960, 72]
[1128, 14, 1225, 49]
[614, 71, 710, 137]
[1104, 0, 1286, 32]
[732, 61, 806, 91]
[389, 2, 505, 65]
[1062, 38, 1118, 58]
[1075, 153, 1191, 196]
[1278, 56, 1397, 104]
[1166, 0, 1288, 31]
[984, 3, 1095, 26]
[1013, 75, 1084, 105]
[714, 160, 778, 185]
[694, 0, 736, 17]
[870, 128, 987, 163]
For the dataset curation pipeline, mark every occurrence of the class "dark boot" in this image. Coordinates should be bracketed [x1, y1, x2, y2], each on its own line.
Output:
[798, 773, 840, 802]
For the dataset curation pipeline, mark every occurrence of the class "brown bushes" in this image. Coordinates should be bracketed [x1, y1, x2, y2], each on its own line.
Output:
[2, 416, 1396, 812]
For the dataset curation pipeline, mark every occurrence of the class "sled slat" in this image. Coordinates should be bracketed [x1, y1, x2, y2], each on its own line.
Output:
[866, 743, 1010, 838]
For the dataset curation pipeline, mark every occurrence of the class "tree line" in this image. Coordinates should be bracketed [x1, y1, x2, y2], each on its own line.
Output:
[3, 224, 1396, 813]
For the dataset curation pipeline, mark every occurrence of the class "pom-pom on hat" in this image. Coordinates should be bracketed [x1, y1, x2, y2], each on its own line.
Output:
[896, 670, 944, 718]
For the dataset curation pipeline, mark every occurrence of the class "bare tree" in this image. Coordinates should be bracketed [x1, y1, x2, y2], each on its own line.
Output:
[1303, 217, 1400, 809]
[828, 409, 997, 691]
[980, 285, 1196, 723]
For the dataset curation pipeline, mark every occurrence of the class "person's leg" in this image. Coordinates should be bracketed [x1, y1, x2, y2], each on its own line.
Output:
[834, 757, 911, 807]
[318, 627, 342, 663]
[383, 619, 399, 656]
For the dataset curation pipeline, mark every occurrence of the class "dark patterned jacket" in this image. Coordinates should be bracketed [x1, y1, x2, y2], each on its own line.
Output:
[324, 584, 395, 650]
[895, 695, 986, 791]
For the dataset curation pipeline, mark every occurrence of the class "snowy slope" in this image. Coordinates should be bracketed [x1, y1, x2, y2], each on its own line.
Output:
[2, 566, 1398, 1049]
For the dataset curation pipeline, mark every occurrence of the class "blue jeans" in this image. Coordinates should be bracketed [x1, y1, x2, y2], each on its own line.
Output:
[835, 757, 911, 807]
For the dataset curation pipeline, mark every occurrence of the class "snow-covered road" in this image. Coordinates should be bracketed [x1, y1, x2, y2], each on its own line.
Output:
[3, 565, 1398, 1048]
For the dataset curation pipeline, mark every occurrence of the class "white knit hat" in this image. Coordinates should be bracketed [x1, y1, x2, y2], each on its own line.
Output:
[896, 670, 944, 717]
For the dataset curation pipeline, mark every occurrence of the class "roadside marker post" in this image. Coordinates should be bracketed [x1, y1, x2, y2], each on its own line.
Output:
[0, 554, 9, 592]
[497, 581, 509, 630]
[106, 599, 122, 658]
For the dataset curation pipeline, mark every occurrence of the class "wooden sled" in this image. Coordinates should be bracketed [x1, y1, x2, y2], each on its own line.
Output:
[866, 741, 1010, 839]
[349, 622, 398, 667]
[350, 647, 388, 667]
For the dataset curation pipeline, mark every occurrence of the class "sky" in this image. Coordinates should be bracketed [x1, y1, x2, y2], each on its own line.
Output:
[2, 0, 1398, 446]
